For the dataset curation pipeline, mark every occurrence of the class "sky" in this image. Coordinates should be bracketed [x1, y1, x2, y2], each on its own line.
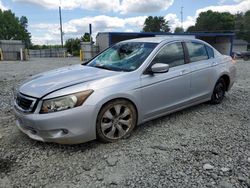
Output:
[0, 0, 250, 45]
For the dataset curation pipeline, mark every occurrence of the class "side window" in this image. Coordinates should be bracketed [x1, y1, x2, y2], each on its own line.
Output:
[206, 45, 214, 58]
[186, 42, 208, 62]
[152, 42, 185, 68]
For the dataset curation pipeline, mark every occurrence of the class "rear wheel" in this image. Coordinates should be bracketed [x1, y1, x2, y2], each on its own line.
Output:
[96, 99, 137, 142]
[210, 78, 226, 104]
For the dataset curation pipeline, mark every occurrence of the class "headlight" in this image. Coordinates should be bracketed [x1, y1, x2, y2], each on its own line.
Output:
[40, 90, 93, 114]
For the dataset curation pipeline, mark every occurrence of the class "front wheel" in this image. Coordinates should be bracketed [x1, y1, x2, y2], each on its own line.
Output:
[96, 99, 137, 143]
[210, 78, 226, 104]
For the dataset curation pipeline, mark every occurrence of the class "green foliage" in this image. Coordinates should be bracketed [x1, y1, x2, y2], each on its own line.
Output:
[143, 16, 170, 32]
[241, 10, 250, 43]
[174, 27, 184, 33]
[65, 38, 81, 56]
[194, 10, 235, 32]
[186, 26, 197, 33]
[0, 10, 31, 47]
[81, 33, 91, 42]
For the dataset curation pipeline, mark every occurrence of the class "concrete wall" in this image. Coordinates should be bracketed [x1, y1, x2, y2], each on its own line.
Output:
[29, 48, 66, 58]
[233, 44, 248, 52]
[0, 40, 25, 60]
[80, 42, 99, 61]
[96, 33, 109, 52]
[197, 36, 231, 55]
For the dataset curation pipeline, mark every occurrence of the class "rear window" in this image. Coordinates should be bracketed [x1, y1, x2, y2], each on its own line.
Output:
[206, 45, 214, 58]
[186, 42, 208, 62]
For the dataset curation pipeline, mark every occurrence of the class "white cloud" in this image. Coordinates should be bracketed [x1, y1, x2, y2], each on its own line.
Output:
[30, 15, 147, 44]
[196, 0, 250, 16]
[164, 13, 195, 32]
[119, 0, 174, 14]
[13, 0, 120, 11]
[0, 0, 8, 10]
[13, 0, 173, 14]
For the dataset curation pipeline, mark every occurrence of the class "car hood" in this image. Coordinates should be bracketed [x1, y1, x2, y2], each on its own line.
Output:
[19, 64, 119, 98]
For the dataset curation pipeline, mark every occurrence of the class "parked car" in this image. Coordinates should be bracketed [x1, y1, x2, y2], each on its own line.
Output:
[14, 37, 236, 144]
[233, 51, 250, 61]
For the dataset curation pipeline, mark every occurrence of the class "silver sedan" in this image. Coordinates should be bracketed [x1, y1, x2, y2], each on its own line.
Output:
[14, 37, 236, 144]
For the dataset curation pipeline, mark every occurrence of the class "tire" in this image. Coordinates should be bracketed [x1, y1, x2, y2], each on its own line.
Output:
[210, 78, 226, 104]
[243, 56, 249, 61]
[96, 99, 137, 143]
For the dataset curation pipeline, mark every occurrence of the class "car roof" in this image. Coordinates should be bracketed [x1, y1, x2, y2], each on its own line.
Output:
[121, 36, 203, 44]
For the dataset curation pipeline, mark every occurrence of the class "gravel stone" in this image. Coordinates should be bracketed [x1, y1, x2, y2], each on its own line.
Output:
[0, 58, 249, 187]
[221, 167, 230, 172]
[96, 173, 104, 181]
[238, 176, 246, 182]
[106, 157, 118, 167]
[0, 177, 11, 188]
[219, 180, 234, 188]
[151, 145, 168, 151]
[203, 164, 214, 170]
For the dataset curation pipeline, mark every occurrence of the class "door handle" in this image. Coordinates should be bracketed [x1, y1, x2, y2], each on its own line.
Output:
[211, 62, 218, 66]
[180, 69, 189, 75]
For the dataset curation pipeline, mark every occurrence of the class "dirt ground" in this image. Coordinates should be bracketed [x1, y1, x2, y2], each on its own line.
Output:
[0, 58, 249, 188]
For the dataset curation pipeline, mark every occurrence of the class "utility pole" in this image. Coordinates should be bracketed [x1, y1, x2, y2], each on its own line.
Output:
[181, 6, 184, 31]
[59, 6, 63, 47]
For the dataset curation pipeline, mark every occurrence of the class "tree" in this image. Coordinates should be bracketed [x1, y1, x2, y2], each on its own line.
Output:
[0, 10, 31, 47]
[143, 16, 170, 32]
[242, 10, 250, 43]
[186, 26, 196, 33]
[193, 10, 235, 32]
[81, 33, 91, 42]
[174, 27, 184, 33]
[65, 38, 81, 56]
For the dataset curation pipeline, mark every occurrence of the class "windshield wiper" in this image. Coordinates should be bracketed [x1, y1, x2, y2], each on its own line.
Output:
[93, 65, 114, 71]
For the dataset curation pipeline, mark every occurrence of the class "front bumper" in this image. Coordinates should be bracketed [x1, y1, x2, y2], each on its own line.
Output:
[14, 105, 97, 144]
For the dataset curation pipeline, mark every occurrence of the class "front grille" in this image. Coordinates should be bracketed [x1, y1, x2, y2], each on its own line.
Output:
[15, 93, 36, 112]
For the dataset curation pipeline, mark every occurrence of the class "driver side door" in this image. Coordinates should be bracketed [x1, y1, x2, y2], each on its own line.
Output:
[140, 41, 191, 121]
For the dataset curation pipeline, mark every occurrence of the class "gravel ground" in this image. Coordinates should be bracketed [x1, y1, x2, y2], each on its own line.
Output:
[0, 58, 249, 188]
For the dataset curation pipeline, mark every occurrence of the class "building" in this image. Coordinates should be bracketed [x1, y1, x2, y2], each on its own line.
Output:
[0, 40, 25, 61]
[233, 39, 248, 52]
[96, 32, 235, 56]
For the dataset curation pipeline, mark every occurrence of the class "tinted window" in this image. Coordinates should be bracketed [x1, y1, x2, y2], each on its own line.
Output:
[186, 42, 208, 62]
[152, 42, 185, 68]
[206, 45, 214, 58]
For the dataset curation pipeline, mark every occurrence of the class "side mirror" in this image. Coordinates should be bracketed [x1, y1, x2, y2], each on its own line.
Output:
[150, 63, 169, 74]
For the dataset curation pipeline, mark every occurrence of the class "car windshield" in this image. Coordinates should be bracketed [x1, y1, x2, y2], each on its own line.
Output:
[87, 42, 157, 72]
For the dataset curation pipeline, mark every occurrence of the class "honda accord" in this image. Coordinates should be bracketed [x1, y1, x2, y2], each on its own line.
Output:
[14, 37, 236, 144]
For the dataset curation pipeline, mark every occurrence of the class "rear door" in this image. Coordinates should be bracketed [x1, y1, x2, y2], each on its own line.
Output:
[140, 41, 191, 120]
[185, 42, 218, 100]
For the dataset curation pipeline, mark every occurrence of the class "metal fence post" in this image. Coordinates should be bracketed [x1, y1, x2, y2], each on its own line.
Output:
[0, 48, 3, 61]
